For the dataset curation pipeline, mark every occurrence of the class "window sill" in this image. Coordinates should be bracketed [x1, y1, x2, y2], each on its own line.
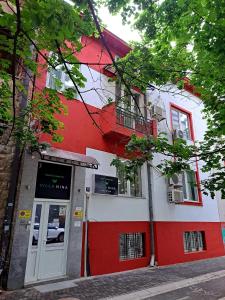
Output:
[92, 193, 146, 200]
[184, 250, 206, 254]
[179, 200, 203, 206]
[120, 256, 146, 262]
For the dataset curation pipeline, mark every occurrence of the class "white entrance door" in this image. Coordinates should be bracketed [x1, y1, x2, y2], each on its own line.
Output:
[25, 201, 70, 283]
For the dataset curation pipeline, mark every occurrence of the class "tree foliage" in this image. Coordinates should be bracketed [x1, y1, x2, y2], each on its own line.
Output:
[0, 0, 96, 148]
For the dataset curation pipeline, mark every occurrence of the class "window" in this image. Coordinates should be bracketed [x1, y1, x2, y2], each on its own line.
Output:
[46, 64, 76, 93]
[120, 232, 145, 260]
[171, 108, 191, 140]
[183, 231, 205, 253]
[117, 166, 142, 197]
[182, 170, 198, 201]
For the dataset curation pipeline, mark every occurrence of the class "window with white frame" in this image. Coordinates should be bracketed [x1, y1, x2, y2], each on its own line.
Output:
[46, 64, 77, 93]
[117, 165, 142, 197]
[171, 108, 191, 140]
[183, 231, 205, 252]
[182, 170, 198, 201]
[120, 232, 145, 260]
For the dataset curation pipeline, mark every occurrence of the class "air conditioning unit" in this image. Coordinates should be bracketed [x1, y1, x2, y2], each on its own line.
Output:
[168, 173, 183, 188]
[150, 105, 166, 122]
[168, 188, 184, 204]
[173, 129, 184, 139]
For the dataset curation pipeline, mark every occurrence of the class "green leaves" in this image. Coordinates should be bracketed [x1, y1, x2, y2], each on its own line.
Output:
[103, 0, 225, 197]
[0, 0, 96, 148]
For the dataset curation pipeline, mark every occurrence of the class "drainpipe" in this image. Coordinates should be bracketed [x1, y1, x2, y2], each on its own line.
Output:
[84, 188, 90, 277]
[144, 93, 155, 267]
[147, 162, 155, 267]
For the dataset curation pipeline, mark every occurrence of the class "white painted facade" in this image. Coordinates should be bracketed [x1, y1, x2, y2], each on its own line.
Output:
[83, 76, 221, 224]
[147, 86, 220, 222]
[85, 148, 149, 222]
[78, 65, 116, 109]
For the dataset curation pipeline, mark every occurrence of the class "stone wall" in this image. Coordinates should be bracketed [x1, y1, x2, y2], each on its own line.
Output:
[0, 132, 16, 240]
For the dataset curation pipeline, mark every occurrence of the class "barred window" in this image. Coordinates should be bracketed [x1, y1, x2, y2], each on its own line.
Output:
[120, 232, 145, 260]
[183, 231, 205, 253]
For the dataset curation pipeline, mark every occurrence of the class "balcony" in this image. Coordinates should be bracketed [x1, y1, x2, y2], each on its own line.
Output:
[100, 103, 157, 140]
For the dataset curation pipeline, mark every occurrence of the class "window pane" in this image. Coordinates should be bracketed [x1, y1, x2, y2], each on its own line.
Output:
[48, 68, 62, 90]
[45, 205, 66, 245]
[172, 110, 180, 130]
[172, 109, 191, 140]
[117, 168, 128, 195]
[32, 204, 42, 246]
[182, 172, 187, 199]
[187, 171, 198, 201]
[133, 94, 140, 115]
[47, 63, 76, 92]
[130, 168, 142, 197]
[180, 112, 190, 140]
[115, 80, 122, 103]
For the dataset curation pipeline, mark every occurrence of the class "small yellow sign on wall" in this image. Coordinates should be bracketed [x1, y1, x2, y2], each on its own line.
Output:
[19, 210, 32, 219]
[74, 210, 83, 219]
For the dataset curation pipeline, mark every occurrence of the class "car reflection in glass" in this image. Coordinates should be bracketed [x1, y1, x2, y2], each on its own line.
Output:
[32, 223, 64, 245]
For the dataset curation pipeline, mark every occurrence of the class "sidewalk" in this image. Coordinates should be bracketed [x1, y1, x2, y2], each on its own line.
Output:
[1, 256, 225, 300]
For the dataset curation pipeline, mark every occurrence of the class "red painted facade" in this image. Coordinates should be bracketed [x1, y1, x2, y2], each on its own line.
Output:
[88, 221, 150, 275]
[155, 221, 225, 266]
[83, 221, 225, 276]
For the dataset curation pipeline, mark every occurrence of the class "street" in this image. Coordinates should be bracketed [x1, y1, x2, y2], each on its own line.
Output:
[1, 256, 225, 300]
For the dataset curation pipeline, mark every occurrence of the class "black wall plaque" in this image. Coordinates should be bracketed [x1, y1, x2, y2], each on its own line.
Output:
[94, 174, 118, 195]
[35, 162, 72, 199]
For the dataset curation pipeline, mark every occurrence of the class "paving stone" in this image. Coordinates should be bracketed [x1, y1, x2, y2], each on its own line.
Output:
[1, 256, 225, 300]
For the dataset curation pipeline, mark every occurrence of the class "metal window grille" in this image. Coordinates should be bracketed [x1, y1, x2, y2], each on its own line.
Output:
[183, 231, 205, 253]
[120, 232, 145, 260]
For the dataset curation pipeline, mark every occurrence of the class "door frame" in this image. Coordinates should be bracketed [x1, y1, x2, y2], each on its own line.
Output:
[25, 160, 74, 284]
[25, 199, 71, 284]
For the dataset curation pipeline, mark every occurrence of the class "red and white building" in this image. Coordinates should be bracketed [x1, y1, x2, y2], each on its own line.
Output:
[6, 29, 225, 289]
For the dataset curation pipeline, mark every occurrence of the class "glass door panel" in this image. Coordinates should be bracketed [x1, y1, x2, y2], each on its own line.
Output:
[32, 204, 42, 246]
[45, 204, 67, 245]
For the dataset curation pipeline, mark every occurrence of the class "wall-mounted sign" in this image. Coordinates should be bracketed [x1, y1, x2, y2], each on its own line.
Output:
[19, 210, 32, 219]
[74, 221, 81, 227]
[94, 174, 118, 195]
[35, 162, 72, 200]
[74, 210, 83, 219]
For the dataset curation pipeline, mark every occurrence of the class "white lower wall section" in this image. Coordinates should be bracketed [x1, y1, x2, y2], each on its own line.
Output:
[87, 194, 149, 222]
[85, 148, 149, 222]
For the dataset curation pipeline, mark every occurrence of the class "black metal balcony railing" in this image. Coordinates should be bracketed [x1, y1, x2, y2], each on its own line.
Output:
[116, 106, 151, 135]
